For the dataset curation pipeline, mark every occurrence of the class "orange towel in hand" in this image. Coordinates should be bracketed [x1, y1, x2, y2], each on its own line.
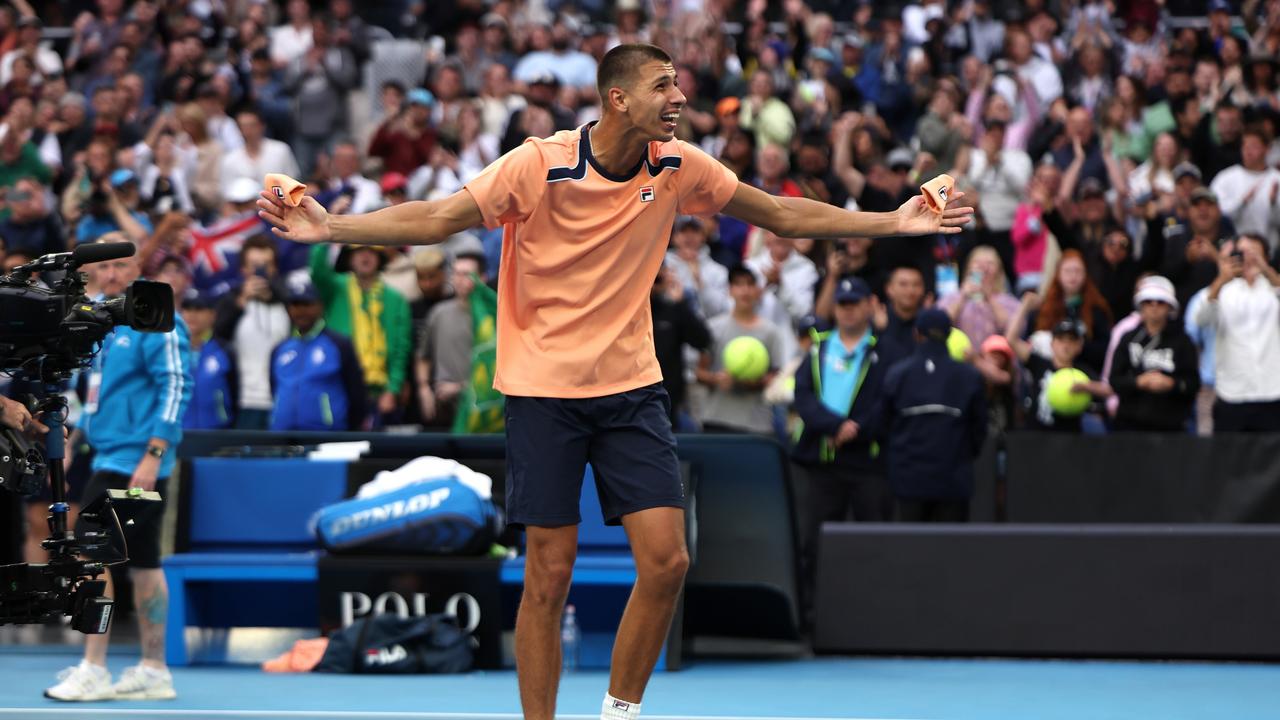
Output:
[264, 173, 306, 207]
[920, 174, 956, 214]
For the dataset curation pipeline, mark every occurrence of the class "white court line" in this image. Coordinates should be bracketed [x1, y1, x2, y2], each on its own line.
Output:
[0, 710, 930, 720]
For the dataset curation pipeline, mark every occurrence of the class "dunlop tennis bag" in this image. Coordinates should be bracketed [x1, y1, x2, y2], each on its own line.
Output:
[313, 472, 501, 555]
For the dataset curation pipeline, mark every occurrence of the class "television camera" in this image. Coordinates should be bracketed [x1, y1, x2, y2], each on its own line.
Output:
[0, 242, 173, 634]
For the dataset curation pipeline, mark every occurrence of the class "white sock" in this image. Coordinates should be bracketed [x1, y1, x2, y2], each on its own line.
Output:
[601, 693, 641, 720]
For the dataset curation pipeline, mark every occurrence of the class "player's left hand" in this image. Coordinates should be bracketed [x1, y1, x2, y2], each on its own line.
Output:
[257, 190, 332, 244]
[895, 191, 974, 236]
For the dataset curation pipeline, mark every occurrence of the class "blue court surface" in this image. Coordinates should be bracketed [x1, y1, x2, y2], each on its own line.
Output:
[0, 648, 1276, 720]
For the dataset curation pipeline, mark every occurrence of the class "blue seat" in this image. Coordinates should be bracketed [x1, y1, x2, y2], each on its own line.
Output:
[163, 458, 348, 666]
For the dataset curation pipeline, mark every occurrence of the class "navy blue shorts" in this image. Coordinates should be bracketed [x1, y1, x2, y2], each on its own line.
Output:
[504, 382, 684, 529]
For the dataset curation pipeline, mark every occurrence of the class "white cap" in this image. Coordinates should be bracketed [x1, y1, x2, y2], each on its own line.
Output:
[1133, 275, 1178, 313]
[226, 177, 261, 204]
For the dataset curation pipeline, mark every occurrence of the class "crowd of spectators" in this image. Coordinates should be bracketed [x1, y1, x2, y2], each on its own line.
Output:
[3, 1, 1280, 504]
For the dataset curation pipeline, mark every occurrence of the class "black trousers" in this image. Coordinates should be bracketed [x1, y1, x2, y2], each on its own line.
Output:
[1213, 399, 1280, 433]
[797, 463, 891, 614]
[895, 498, 970, 523]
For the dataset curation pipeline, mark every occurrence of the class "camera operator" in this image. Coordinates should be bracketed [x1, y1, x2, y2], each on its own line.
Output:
[47, 248, 192, 702]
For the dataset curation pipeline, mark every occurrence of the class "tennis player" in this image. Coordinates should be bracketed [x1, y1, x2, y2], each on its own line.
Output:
[258, 43, 971, 720]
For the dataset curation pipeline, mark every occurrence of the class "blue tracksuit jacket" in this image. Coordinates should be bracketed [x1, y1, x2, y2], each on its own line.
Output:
[82, 316, 193, 479]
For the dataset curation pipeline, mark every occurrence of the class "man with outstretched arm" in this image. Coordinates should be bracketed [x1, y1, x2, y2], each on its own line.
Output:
[258, 43, 971, 720]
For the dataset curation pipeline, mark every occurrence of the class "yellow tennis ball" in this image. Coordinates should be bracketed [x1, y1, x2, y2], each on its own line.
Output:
[1046, 368, 1092, 416]
[946, 328, 972, 362]
[723, 336, 769, 382]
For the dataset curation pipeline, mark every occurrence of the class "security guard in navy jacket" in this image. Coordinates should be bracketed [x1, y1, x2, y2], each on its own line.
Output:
[181, 291, 238, 430]
[792, 277, 904, 602]
[269, 278, 368, 431]
[881, 308, 987, 522]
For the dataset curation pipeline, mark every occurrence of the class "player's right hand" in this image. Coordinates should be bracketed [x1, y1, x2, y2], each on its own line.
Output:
[257, 191, 332, 244]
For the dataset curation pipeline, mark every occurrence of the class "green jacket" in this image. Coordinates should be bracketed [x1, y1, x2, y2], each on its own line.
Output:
[0, 143, 51, 220]
[309, 244, 410, 394]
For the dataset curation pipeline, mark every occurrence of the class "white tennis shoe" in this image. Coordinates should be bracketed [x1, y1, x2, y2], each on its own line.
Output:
[111, 664, 177, 700]
[44, 660, 115, 702]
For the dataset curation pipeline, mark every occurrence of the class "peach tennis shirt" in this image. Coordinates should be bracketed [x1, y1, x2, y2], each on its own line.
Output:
[464, 122, 740, 399]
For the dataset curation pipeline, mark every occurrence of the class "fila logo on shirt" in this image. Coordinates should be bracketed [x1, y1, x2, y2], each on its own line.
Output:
[639, 186, 654, 203]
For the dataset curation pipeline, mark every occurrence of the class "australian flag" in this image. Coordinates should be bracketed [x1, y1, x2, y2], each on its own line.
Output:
[188, 212, 267, 298]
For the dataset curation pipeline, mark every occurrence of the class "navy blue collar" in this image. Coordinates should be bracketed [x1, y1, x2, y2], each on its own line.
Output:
[581, 122, 645, 183]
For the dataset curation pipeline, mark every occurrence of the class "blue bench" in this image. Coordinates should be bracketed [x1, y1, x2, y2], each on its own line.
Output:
[178, 431, 803, 645]
[163, 457, 348, 666]
[163, 458, 677, 668]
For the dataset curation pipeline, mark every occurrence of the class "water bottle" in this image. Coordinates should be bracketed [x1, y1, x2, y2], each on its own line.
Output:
[561, 604, 581, 673]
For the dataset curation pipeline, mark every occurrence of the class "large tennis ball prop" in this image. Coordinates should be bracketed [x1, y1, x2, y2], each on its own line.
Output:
[723, 336, 770, 382]
[946, 328, 972, 362]
[1046, 368, 1092, 416]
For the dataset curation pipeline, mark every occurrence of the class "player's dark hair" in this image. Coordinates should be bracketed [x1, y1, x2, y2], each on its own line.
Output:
[596, 43, 673, 102]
